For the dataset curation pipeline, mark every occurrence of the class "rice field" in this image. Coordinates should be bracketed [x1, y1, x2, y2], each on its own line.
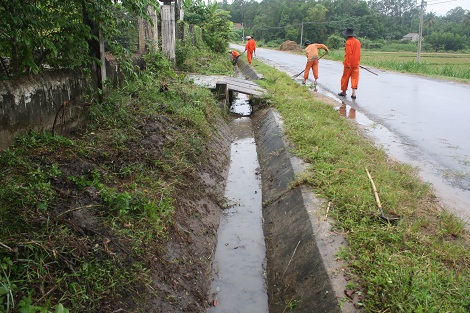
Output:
[361, 50, 470, 81]
[326, 50, 470, 81]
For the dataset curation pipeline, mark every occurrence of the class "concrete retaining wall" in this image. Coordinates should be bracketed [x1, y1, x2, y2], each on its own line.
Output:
[0, 70, 87, 150]
[0, 58, 128, 151]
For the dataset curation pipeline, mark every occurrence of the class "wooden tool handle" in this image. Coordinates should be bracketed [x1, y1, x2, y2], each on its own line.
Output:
[366, 168, 382, 208]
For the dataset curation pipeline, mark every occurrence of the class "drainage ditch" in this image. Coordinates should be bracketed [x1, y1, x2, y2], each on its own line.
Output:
[208, 93, 269, 312]
[200, 64, 355, 312]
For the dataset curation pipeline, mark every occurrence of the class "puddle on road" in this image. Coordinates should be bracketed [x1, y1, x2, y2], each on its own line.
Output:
[208, 93, 268, 313]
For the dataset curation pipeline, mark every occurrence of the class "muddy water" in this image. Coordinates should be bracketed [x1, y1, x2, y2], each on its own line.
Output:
[208, 94, 268, 312]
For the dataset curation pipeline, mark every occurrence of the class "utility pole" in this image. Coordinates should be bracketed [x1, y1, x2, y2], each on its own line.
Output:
[242, 11, 245, 42]
[242, 22, 245, 42]
[300, 21, 303, 48]
[417, 0, 425, 63]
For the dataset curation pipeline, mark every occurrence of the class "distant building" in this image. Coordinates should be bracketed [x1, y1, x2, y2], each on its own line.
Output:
[233, 23, 243, 29]
[402, 33, 420, 41]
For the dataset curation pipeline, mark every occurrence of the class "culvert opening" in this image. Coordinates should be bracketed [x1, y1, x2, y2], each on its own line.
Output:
[229, 93, 252, 116]
[208, 93, 269, 312]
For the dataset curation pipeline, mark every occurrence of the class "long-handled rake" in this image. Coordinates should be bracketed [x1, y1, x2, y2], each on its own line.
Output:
[365, 168, 400, 223]
[360, 65, 378, 76]
[292, 52, 327, 79]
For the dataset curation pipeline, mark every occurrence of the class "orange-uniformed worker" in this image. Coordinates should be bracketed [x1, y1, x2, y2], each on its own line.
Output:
[244, 36, 256, 64]
[303, 40, 328, 86]
[229, 50, 240, 66]
[338, 27, 361, 99]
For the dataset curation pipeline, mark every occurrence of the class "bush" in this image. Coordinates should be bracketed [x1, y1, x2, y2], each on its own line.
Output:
[369, 42, 384, 49]
[326, 35, 344, 50]
[266, 38, 286, 48]
[426, 32, 466, 51]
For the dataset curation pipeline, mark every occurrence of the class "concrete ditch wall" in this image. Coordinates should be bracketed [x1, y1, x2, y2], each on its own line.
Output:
[253, 108, 342, 313]
[236, 58, 263, 81]
[235, 54, 359, 311]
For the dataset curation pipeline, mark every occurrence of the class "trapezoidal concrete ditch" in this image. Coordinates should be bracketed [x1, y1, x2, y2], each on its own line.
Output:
[252, 108, 354, 313]
[192, 64, 358, 311]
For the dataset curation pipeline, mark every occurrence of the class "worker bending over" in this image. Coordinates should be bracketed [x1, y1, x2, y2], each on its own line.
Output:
[229, 50, 240, 66]
[303, 40, 328, 86]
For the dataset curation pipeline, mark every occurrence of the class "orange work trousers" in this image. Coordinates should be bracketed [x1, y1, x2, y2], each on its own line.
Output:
[303, 60, 319, 80]
[340, 66, 360, 91]
[247, 51, 254, 64]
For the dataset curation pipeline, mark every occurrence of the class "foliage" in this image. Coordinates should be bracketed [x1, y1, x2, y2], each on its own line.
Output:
[0, 0, 156, 80]
[221, 0, 469, 51]
[203, 10, 233, 53]
[183, 0, 232, 53]
[231, 27, 245, 42]
[0, 0, 91, 78]
[326, 34, 344, 50]
[175, 18, 232, 74]
[426, 31, 466, 51]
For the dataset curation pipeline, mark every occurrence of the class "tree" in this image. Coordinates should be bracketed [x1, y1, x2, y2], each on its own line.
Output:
[0, 0, 157, 81]
[446, 6, 466, 22]
[0, 0, 91, 77]
[203, 9, 232, 52]
[426, 31, 466, 51]
[183, 0, 232, 52]
[216, 0, 468, 50]
[464, 11, 470, 37]
[424, 12, 436, 36]
[304, 4, 328, 43]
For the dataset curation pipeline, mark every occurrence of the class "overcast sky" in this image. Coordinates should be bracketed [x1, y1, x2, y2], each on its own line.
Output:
[207, 0, 469, 17]
[425, 0, 470, 16]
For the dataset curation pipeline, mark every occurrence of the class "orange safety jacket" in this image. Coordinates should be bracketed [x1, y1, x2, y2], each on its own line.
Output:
[305, 43, 328, 61]
[343, 37, 361, 67]
[244, 39, 256, 52]
[230, 50, 240, 59]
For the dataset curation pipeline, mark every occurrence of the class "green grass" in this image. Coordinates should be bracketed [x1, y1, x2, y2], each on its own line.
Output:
[253, 60, 470, 312]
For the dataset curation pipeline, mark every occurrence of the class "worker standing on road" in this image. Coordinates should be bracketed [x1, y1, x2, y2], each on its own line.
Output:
[244, 36, 256, 64]
[303, 40, 328, 86]
[338, 27, 361, 99]
[229, 50, 240, 66]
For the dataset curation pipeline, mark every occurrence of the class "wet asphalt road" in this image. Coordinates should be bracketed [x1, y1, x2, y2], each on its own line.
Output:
[231, 44, 470, 225]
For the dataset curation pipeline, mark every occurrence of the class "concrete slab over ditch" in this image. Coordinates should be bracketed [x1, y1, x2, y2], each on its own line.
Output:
[252, 108, 359, 313]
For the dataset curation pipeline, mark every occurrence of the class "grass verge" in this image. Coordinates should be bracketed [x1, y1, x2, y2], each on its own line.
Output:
[253, 60, 470, 312]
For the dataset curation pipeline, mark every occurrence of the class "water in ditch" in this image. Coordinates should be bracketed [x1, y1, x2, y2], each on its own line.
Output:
[208, 93, 268, 313]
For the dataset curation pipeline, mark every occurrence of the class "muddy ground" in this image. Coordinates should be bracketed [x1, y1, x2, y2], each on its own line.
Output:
[105, 117, 234, 312]
[0, 109, 235, 312]
[142, 118, 233, 312]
